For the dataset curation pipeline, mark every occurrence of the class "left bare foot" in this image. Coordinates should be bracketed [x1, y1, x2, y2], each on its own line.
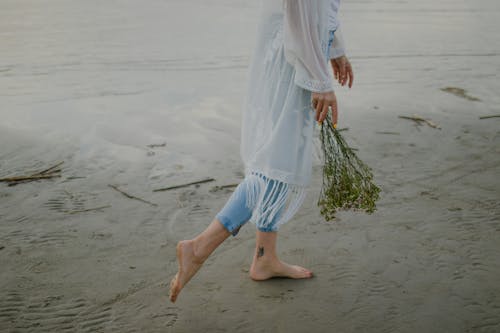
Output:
[169, 240, 204, 302]
[249, 256, 313, 281]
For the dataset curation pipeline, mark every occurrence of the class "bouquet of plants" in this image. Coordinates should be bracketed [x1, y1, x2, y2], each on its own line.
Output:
[317, 112, 380, 221]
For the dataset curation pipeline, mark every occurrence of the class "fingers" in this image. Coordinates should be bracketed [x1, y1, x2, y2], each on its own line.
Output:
[346, 61, 354, 88]
[338, 60, 347, 86]
[319, 101, 329, 124]
[319, 99, 337, 126]
[313, 91, 338, 126]
[311, 93, 323, 122]
[317, 93, 337, 125]
[331, 60, 340, 81]
[315, 97, 324, 122]
[331, 98, 338, 126]
[334, 57, 354, 88]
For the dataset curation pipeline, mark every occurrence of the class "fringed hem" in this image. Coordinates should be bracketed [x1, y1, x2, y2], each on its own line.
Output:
[243, 170, 307, 231]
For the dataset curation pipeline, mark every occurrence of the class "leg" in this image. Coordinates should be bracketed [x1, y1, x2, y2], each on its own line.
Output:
[169, 218, 230, 302]
[248, 176, 313, 280]
[169, 180, 254, 302]
[249, 230, 313, 280]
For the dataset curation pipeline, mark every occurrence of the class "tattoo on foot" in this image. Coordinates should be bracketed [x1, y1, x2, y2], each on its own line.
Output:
[257, 246, 264, 258]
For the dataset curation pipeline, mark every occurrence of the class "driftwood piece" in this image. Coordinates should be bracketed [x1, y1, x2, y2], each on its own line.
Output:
[66, 176, 86, 180]
[0, 174, 61, 183]
[479, 114, 500, 120]
[108, 184, 158, 207]
[398, 115, 441, 129]
[147, 142, 167, 148]
[210, 183, 239, 192]
[0, 161, 63, 184]
[441, 87, 481, 102]
[35, 161, 64, 175]
[153, 178, 215, 192]
[376, 131, 400, 135]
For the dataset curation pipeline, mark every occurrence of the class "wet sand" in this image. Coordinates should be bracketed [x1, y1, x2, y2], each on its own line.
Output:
[1, 0, 500, 332]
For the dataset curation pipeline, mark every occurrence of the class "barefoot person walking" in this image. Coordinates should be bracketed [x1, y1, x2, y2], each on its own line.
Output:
[169, 0, 353, 303]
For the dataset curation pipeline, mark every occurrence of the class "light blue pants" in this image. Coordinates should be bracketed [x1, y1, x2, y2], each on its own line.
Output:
[216, 30, 336, 237]
[216, 174, 287, 236]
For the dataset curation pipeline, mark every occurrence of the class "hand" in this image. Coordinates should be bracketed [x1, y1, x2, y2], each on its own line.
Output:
[330, 55, 354, 88]
[311, 90, 337, 126]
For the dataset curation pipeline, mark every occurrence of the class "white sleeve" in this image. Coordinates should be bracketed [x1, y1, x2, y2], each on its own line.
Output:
[329, 24, 346, 59]
[283, 0, 333, 93]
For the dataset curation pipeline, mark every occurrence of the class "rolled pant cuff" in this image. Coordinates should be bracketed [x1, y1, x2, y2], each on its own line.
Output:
[256, 225, 278, 233]
[216, 214, 242, 237]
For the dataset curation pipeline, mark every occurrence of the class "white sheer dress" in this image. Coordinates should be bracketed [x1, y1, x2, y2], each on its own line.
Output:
[237, 0, 346, 231]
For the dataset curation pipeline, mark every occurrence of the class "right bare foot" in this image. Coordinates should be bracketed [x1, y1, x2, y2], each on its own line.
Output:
[249, 257, 313, 281]
[169, 240, 204, 302]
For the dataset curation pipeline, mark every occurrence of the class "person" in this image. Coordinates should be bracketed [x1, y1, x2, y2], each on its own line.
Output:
[169, 0, 354, 303]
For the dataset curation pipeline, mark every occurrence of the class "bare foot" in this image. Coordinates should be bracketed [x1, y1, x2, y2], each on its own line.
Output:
[249, 257, 313, 281]
[169, 240, 204, 302]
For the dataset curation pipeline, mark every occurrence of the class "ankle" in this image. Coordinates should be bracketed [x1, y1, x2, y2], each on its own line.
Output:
[180, 239, 204, 264]
[253, 248, 278, 263]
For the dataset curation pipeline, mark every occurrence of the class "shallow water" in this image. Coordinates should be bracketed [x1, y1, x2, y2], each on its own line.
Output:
[1, 0, 499, 170]
[1, 0, 500, 332]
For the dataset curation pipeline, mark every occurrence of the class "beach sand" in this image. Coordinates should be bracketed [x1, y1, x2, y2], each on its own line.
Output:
[1, 0, 499, 332]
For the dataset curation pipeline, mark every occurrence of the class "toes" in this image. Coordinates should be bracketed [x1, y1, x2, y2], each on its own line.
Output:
[294, 266, 313, 278]
[169, 287, 178, 302]
[169, 274, 179, 302]
[295, 265, 311, 273]
[300, 271, 312, 278]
